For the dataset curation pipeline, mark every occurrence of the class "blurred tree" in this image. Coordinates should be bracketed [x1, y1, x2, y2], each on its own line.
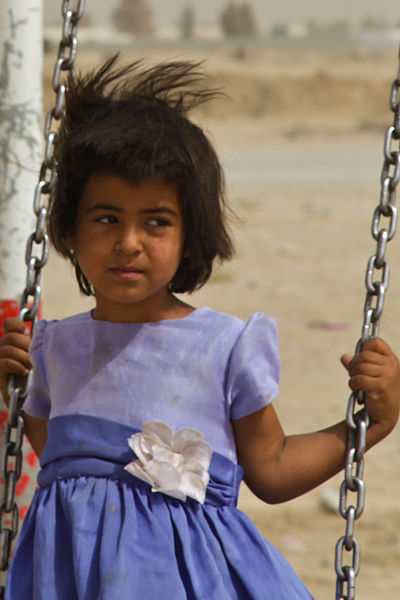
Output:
[220, 1, 240, 37]
[220, 1, 258, 38]
[112, 0, 155, 35]
[270, 23, 289, 38]
[325, 20, 349, 35]
[305, 19, 320, 35]
[238, 3, 258, 37]
[180, 5, 195, 39]
[360, 16, 386, 30]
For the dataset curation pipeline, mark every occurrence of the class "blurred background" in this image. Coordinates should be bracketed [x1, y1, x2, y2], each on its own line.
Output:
[43, 0, 400, 46]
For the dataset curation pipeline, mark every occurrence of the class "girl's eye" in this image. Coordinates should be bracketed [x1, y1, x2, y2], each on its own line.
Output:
[147, 217, 169, 227]
[96, 215, 118, 225]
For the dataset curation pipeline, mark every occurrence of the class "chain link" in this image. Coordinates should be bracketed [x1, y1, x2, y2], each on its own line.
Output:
[0, 1, 84, 590]
[335, 42, 400, 600]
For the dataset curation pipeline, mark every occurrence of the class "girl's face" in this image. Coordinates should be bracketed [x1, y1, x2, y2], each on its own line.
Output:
[68, 173, 186, 322]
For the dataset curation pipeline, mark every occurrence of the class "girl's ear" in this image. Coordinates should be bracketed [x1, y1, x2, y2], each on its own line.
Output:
[182, 243, 190, 259]
[65, 234, 75, 253]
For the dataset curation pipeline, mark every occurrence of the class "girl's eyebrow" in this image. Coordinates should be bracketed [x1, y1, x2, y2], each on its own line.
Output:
[85, 203, 178, 217]
[85, 203, 123, 213]
[141, 207, 178, 217]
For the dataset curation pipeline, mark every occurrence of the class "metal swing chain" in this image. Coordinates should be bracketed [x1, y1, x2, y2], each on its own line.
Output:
[335, 43, 400, 600]
[0, 0, 85, 585]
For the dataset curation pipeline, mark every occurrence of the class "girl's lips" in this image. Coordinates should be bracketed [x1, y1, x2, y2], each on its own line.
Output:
[109, 267, 143, 280]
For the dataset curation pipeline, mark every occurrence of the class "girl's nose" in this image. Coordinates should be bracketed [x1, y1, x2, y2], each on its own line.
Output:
[115, 226, 143, 254]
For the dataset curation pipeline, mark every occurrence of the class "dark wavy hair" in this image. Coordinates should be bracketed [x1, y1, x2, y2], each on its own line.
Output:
[48, 54, 234, 295]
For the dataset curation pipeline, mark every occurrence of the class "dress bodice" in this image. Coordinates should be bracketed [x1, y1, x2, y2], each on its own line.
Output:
[24, 308, 280, 463]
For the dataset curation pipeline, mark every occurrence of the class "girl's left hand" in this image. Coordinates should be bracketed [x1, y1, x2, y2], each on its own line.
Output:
[341, 337, 400, 443]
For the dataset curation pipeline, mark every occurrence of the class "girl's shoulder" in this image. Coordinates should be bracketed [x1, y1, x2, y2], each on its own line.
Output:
[189, 306, 244, 329]
[198, 307, 276, 335]
[30, 311, 93, 351]
[174, 307, 252, 337]
[190, 308, 277, 354]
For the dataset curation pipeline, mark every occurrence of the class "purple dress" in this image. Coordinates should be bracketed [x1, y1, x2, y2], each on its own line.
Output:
[6, 308, 313, 599]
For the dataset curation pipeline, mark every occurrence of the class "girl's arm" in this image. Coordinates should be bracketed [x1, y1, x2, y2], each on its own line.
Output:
[0, 317, 48, 457]
[232, 337, 400, 504]
[23, 413, 48, 457]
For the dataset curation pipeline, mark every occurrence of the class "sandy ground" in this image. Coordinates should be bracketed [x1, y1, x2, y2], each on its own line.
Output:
[28, 41, 400, 597]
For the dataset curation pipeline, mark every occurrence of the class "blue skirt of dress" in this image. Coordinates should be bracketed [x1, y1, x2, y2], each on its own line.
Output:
[6, 415, 313, 599]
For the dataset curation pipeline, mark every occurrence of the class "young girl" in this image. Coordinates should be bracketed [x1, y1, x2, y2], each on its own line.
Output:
[0, 56, 399, 600]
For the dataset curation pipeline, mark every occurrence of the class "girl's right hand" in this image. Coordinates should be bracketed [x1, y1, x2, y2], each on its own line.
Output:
[0, 317, 32, 406]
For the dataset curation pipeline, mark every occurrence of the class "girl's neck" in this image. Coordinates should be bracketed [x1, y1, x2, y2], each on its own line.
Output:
[91, 293, 195, 323]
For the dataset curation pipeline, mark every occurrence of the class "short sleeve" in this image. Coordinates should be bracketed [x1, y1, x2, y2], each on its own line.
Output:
[23, 319, 51, 418]
[226, 312, 280, 420]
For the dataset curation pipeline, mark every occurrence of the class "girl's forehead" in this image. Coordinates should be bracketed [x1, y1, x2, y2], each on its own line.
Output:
[80, 173, 180, 210]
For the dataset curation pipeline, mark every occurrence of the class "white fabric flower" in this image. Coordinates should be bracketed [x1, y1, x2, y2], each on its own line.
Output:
[124, 420, 212, 504]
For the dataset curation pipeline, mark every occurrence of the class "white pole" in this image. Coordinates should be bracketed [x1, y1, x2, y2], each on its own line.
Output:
[0, 0, 42, 576]
[0, 0, 43, 308]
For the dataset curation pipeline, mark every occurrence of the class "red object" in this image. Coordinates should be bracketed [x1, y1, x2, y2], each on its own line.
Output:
[0, 299, 41, 525]
[0, 298, 41, 336]
[15, 473, 30, 496]
[26, 450, 38, 468]
[19, 505, 29, 520]
[0, 410, 8, 432]
[0, 299, 19, 335]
